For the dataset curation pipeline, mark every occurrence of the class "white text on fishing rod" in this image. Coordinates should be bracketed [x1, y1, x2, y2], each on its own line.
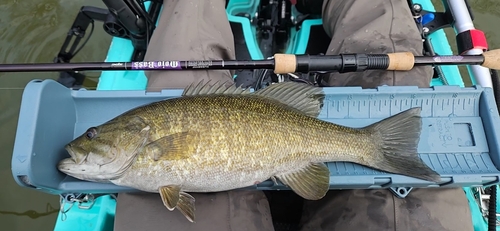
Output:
[131, 61, 182, 69]
[187, 61, 213, 69]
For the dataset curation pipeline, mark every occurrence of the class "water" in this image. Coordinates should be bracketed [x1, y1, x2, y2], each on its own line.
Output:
[432, 0, 500, 86]
[0, 1, 111, 230]
[0, 0, 499, 230]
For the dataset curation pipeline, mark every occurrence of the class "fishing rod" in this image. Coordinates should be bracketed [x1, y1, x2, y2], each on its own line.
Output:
[1, 49, 499, 74]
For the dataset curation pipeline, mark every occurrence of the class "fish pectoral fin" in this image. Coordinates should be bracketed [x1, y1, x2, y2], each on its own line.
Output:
[176, 192, 196, 223]
[276, 162, 330, 200]
[159, 185, 182, 211]
[253, 82, 325, 118]
[145, 131, 198, 161]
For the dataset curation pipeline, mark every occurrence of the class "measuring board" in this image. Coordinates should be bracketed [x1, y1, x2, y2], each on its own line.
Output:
[11, 80, 500, 196]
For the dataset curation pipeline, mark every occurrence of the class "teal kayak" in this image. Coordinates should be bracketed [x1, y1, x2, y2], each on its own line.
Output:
[48, 0, 499, 230]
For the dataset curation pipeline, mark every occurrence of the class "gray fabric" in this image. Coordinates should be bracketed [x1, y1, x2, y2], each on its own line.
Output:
[113, 0, 474, 230]
[320, 0, 433, 88]
[298, 188, 473, 231]
[115, 1, 275, 230]
[113, 191, 274, 231]
[143, 0, 235, 92]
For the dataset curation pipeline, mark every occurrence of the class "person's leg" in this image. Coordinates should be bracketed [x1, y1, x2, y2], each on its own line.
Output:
[143, 0, 236, 92]
[298, 0, 473, 230]
[113, 1, 274, 230]
[299, 188, 473, 231]
[320, 0, 432, 88]
[114, 191, 274, 231]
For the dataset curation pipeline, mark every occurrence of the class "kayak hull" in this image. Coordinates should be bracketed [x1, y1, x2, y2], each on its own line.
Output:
[47, 1, 498, 230]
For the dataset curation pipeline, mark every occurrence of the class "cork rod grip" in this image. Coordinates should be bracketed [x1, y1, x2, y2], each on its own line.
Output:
[482, 49, 500, 70]
[387, 52, 415, 71]
[274, 54, 297, 74]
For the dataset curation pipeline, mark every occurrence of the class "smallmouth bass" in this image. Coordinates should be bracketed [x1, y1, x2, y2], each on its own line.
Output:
[58, 81, 440, 222]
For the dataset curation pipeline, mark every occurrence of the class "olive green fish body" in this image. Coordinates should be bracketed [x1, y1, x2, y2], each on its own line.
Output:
[111, 93, 368, 193]
[58, 81, 441, 223]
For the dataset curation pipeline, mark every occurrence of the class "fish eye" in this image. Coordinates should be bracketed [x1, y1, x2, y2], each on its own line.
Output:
[85, 127, 98, 139]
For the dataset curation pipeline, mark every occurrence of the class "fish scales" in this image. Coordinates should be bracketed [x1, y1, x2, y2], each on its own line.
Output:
[113, 93, 369, 193]
[58, 81, 441, 222]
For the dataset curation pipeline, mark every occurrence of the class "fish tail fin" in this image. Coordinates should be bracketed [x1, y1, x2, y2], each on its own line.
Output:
[363, 107, 441, 182]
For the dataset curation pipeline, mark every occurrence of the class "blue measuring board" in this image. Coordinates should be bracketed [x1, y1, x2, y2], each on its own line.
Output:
[11, 80, 500, 195]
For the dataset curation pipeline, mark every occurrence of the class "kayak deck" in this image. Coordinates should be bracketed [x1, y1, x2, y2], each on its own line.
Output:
[97, 0, 466, 91]
[9, 0, 499, 230]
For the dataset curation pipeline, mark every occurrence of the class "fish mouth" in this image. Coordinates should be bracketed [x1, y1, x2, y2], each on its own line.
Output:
[57, 158, 92, 181]
[58, 144, 86, 175]
[57, 158, 76, 174]
[64, 144, 86, 165]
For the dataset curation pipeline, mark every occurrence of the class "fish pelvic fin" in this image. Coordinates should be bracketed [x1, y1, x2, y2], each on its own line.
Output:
[254, 82, 325, 118]
[159, 185, 181, 211]
[177, 192, 196, 223]
[159, 186, 196, 222]
[364, 107, 441, 182]
[275, 162, 330, 200]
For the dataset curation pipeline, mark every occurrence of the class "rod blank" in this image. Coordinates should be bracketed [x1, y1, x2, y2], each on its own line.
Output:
[0, 49, 498, 74]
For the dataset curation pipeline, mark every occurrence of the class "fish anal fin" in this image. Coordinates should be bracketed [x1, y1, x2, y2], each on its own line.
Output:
[253, 82, 325, 118]
[159, 185, 181, 211]
[276, 162, 330, 200]
[145, 131, 198, 161]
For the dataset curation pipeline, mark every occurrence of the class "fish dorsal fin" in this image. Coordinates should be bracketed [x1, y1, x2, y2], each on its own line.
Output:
[182, 80, 251, 96]
[254, 82, 325, 118]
